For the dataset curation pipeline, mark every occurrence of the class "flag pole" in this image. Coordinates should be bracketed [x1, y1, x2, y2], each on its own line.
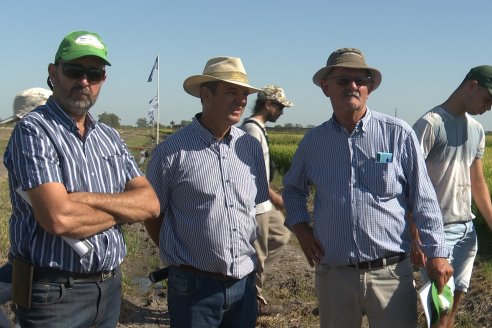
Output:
[156, 54, 160, 145]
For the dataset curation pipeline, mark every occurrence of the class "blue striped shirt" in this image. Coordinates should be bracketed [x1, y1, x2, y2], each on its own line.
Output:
[3, 97, 142, 273]
[146, 115, 269, 279]
[283, 109, 448, 267]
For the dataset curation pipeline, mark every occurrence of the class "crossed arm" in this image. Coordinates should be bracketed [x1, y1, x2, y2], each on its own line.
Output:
[27, 176, 160, 239]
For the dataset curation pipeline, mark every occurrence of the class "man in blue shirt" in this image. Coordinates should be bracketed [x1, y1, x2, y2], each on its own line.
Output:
[145, 56, 269, 327]
[283, 48, 453, 327]
[4, 30, 160, 327]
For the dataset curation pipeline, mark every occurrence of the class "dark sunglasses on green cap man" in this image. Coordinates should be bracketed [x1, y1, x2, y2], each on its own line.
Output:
[465, 65, 492, 95]
[54, 31, 111, 66]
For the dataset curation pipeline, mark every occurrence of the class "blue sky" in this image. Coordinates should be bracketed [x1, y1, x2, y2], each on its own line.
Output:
[2, 1, 492, 130]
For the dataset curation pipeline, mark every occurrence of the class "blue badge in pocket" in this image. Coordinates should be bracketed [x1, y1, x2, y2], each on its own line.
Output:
[376, 152, 393, 163]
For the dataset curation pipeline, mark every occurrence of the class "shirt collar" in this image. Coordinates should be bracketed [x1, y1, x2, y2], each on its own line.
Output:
[192, 113, 234, 145]
[45, 97, 96, 134]
[328, 107, 372, 134]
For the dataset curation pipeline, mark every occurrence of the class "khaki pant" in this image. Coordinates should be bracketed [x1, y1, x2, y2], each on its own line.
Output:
[316, 258, 417, 328]
[253, 208, 291, 304]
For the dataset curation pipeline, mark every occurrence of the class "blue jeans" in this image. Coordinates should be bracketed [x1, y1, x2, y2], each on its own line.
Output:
[167, 267, 257, 328]
[17, 267, 122, 328]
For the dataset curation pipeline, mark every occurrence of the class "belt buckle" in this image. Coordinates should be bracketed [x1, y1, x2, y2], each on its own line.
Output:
[101, 270, 112, 282]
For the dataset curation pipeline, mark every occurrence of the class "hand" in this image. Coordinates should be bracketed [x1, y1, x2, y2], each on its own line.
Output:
[292, 223, 325, 267]
[426, 257, 454, 293]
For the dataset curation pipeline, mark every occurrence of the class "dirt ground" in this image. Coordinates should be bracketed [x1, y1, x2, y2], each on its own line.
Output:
[115, 223, 492, 328]
[1, 214, 491, 328]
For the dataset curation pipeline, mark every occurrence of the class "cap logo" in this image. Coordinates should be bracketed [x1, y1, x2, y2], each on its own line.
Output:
[74, 35, 104, 49]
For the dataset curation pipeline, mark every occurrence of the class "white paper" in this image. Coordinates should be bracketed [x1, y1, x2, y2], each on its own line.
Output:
[15, 186, 94, 258]
[418, 276, 454, 328]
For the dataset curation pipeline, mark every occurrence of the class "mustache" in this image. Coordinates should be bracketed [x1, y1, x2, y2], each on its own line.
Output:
[343, 91, 360, 97]
[71, 84, 91, 95]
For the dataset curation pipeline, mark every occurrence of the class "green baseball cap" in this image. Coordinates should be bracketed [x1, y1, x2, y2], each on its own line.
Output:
[465, 65, 492, 95]
[54, 31, 111, 66]
[430, 280, 454, 325]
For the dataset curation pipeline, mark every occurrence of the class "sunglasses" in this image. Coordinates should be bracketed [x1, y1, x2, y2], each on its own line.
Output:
[329, 76, 372, 87]
[270, 101, 285, 111]
[60, 63, 106, 83]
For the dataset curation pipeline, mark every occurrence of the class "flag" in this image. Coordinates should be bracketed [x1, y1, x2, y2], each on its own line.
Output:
[148, 102, 158, 122]
[147, 56, 158, 82]
[148, 96, 158, 104]
[148, 107, 155, 123]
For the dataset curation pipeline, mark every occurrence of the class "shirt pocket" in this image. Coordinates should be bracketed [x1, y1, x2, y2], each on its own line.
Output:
[359, 161, 400, 199]
[99, 154, 127, 192]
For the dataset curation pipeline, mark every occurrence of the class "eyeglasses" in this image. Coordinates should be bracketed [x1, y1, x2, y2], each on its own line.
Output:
[60, 63, 106, 84]
[329, 76, 372, 87]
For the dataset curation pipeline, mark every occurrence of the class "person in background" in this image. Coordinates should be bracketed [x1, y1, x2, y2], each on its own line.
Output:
[0, 86, 52, 327]
[413, 65, 492, 328]
[282, 47, 453, 328]
[145, 56, 269, 328]
[3, 30, 160, 327]
[0, 87, 52, 124]
[241, 84, 293, 315]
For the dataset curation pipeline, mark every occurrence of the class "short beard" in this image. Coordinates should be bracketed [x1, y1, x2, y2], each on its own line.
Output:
[56, 85, 98, 117]
[64, 99, 93, 117]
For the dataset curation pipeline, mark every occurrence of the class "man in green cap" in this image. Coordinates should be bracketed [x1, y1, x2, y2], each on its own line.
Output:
[4, 31, 160, 327]
[413, 65, 492, 328]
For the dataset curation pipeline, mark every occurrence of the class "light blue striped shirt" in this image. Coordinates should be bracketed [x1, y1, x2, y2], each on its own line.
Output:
[147, 114, 269, 279]
[4, 97, 142, 273]
[283, 108, 448, 267]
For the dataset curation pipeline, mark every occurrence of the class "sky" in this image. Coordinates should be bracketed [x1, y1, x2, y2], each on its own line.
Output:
[2, 1, 492, 130]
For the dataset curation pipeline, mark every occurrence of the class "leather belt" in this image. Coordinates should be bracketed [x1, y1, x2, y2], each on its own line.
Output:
[347, 253, 407, 270]
[177, 265, 237, 281]
[33, 267, 116, 284]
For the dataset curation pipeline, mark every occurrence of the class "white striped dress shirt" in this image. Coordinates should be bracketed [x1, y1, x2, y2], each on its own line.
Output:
[283, 108, 448, 267]
[4, 97, 142, 273]
[147, 114, 269, 279]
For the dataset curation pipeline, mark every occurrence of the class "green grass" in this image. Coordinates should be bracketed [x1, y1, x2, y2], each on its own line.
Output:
[0, 179, 11, 263]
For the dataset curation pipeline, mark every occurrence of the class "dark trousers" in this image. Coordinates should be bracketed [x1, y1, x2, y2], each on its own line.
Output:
[17, 267, 121, 328]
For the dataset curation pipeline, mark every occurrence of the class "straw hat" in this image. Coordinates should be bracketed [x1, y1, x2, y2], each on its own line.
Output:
[183, 56, 261, 97]
[312, 48, 382, 91]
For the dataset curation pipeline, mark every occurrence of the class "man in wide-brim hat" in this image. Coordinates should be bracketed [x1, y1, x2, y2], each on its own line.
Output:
[146, 56, 269, 327]
[283, 48, 453, 327]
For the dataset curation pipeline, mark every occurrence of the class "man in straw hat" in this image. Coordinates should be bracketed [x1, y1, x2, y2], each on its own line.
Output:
[413, 65, 492, 328]
[241, 84, 293, 315]
[145, 56, 269, 327]
[282, 48, 453, 327]
[4, 30, 160, 327]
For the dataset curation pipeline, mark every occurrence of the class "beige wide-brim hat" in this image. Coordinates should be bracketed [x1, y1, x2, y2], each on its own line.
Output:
[312, 48, 382, 91]
[0, 87, 52, 124]
[183, 56, 261, 98]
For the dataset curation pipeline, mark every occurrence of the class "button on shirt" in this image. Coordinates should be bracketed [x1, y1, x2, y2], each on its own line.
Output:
[3, 97, 142, 273]
[147, 115, 269, 279]
[283, 109, 449, 267]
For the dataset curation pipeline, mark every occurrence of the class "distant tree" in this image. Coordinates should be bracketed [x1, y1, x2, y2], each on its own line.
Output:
[307, 124, 316, 129]
[170, 120, 175, 128]
[284, 123, 294, 128]
[181, 120, 192, 127]
[98, 112, 121, 128]
[136, 117, 149, 128]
